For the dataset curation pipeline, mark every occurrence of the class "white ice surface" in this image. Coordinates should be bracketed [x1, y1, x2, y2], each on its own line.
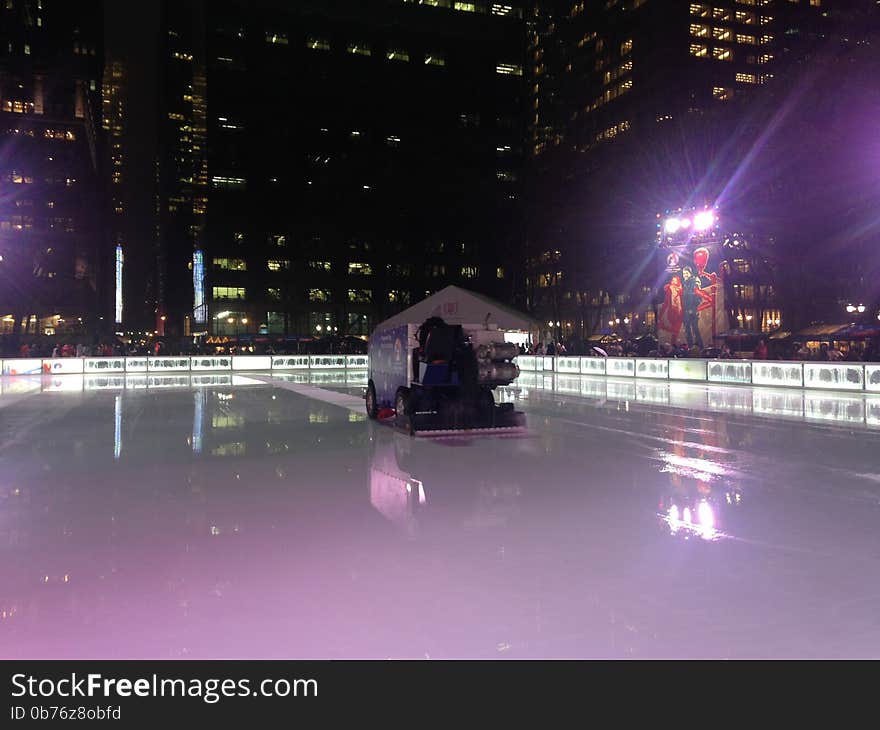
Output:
[2, 372, 880, 658]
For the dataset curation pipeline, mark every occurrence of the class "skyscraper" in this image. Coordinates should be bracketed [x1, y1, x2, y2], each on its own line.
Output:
[0, 0, 103, 342]
[524, 0, 851, 341]
[112, 0, 529, 342]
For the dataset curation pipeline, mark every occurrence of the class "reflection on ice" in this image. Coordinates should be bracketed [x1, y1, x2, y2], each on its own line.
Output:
[502, 373, 880, 429]
[367, 426, 524, 537]
[0, 370, 366, 395]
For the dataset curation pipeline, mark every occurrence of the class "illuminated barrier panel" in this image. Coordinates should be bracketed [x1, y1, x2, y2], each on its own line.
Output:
[232, 355, 272, 371]
[148, 357, 191, 372]
[1, 358, 43, 375]
[707, 360, 752, 385]
[804, 391, 865, 424]
[191, 374, 233, 387]
[707, 386, 751, 412]
[606, 379, 635, 400]
[517, 356, 538, 372]
[867, 399, 880, 427]
[272, 356, 310, 370]
[346, 355, 368, 369]
[752, 362, 803, 388]
[635, 358, 668, 380]
[43, 375, 85, 392]
[41, 358, 84, 374]
[753, 389, 804, 419]
[541, 374, 554, 390]
[864, 365, 880, 393]
[580, 357, 606, 376]
[309, 355, 346, 369]
[85, 357, 125, 373]
[124, 375, 149, 389]
[606, 358, 635, 377]
[84, 375, 126, 390]
[191, 356, 232, 371]
[346, 370, 368, 385]
[516, 371, 539, 388]
[668, 359, 707, 381]
[636, 381, 670, 405]
[125, 357, 149, 373]
[803, 363, 864, 391]
[555, 357, 582, 374]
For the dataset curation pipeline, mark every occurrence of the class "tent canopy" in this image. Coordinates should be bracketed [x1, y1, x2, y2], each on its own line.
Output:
[373, 285, 536, 333]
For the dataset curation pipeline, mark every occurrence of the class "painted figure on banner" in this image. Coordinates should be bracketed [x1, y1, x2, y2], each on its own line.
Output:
[657, 245, 727, 347]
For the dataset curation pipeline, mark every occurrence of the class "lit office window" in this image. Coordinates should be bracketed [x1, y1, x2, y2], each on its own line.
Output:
[347, 43, 371, 57]
[211, 176, 247, 189]
[761, 34, 774, 44]
[736, 10, 756, 23]
[425, 53, 446, 66]
[713, 27, 732, 41]
[267, 234, 287, 247]
[267, 288, 282, 300]
[307, 37, 330, 51]
[388, 290, 411, 305]
[309, 289, 331, 303]
[213, 258, 247, 271]
[491, 4, 518, 15]
[453, 2, 476, 10]
[348, 262, 373, 275]
[310, 261, 332, 272]
[690, 3, 710, 15]
[267, 260, 290, 271]
[712, 47, 732, 61]
[460, 266, 478, 278]
[620, 38, 633, 54]
[713, 86, 733, 100]
[760, 15, 773, 25]
[496, 62, 522, 75]
[386, 48, 410, 61]
[690, 24, 710, 37]
[265, 32, 288, 45]
[348, 289, 372, 303]
[737, 34, 756, 44]
[713, 8, 733, 20]
[212, 286, 246, 300]
[496, 267, 505, 279]
[690, 43, 709, 57]
[736, 72, 757, 83]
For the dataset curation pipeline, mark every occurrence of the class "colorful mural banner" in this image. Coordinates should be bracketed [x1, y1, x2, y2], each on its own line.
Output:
[657, 245, 727, 347]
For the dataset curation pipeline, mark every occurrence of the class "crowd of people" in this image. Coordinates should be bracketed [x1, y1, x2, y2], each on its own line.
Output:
[521, 337, 880, 362]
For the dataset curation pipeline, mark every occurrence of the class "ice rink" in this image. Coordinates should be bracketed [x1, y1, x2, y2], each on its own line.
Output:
[3, 370, 880, 658]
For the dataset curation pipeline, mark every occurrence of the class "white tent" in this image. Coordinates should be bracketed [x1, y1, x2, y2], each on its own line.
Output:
[373, 285, 535, 333]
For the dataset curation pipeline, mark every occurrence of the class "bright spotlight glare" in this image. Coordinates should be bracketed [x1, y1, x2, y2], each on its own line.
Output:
[680, 218, 691, 229]
[693, 210, 715, 231]
[664, 217, 680, 234]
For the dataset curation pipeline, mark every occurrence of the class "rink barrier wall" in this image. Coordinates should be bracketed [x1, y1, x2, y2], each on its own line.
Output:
[0, 354, 371, 377]
[2, 355, 879, 395]
[515, 356, 879, 393]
